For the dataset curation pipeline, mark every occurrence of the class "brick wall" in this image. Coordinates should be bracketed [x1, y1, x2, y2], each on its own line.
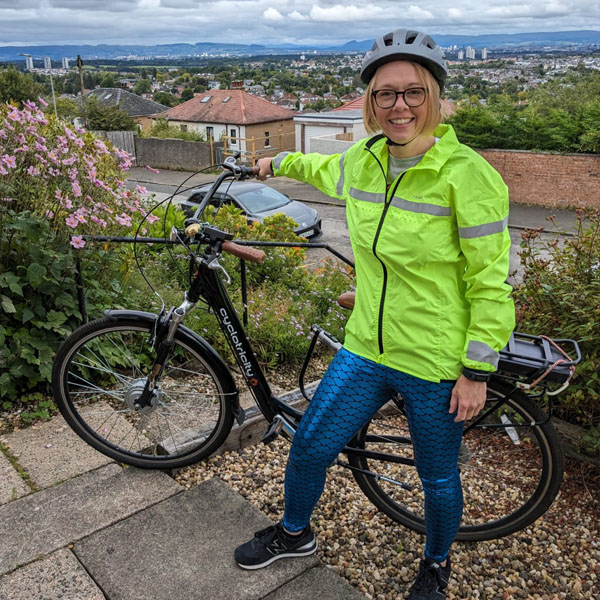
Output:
[477, 149, 600, 209]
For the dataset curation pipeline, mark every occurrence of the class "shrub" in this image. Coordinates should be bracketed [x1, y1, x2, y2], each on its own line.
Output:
[513, 209, 600, 451]
[0, 99, 144, 408]
[122, 201, 354, 369]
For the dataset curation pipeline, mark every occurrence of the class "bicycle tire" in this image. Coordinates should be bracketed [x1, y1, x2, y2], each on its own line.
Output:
[52, 316, 235, 469]
[348, 379, 564, 541]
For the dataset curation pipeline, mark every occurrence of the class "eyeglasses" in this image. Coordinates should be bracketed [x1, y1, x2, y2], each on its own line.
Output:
[371, 87, 427, 109]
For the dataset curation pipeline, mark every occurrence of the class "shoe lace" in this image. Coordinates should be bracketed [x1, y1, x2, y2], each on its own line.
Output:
[254, 525, 279, 539]
[413, 561, 445, 593]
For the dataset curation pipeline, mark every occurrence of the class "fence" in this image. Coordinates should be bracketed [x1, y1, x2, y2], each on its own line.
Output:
[91, 130, 136, 163]
[223, 131, 295, 164]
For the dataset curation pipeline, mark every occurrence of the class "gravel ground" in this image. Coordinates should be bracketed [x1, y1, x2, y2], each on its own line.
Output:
[175, 439, 599, 600]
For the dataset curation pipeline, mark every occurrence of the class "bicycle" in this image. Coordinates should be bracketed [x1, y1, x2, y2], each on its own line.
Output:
[52, 156, 581, 542]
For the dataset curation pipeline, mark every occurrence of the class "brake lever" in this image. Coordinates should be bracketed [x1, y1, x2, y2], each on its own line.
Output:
[206, 256, 231, 284]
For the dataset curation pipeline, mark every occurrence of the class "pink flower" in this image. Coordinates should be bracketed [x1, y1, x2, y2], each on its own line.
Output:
[55, 188, 63, 199]
[70, 236, 86, 249]
[115, 213, 132, 227]
[38, 97, 48, 108]
[27, 166, 41, 176]
[72, 181, 82, 197]
[145, 165, 159, 174]
[0, 130, 6, 139]
[146, 214, 160, 224]
[135, 185, 148, 195]
[7, 110, 21, 122]
[2, 155, 16, 169]
[65, 215, 79, 228]
[46, 210, 54, 218]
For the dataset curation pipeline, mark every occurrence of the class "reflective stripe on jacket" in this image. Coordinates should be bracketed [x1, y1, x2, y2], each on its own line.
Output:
[273, 124, 515, 382]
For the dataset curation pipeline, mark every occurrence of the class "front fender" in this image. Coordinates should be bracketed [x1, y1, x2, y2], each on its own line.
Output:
[103, 309, 242, 422]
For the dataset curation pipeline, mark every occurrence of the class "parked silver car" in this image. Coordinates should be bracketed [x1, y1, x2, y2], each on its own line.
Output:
[180, 181, 322, 239]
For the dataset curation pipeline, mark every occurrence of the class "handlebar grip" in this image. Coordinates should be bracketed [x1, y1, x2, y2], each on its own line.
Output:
[222, 241, 266, 263]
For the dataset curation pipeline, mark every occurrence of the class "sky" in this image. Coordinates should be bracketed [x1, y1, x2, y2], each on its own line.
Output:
[0, 0, 598, 47]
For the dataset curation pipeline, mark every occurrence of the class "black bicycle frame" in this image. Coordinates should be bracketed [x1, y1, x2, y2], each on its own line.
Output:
[189, 249, 304, 424]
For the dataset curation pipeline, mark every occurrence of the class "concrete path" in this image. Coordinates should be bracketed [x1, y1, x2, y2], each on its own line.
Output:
[0, 387, 362, 600]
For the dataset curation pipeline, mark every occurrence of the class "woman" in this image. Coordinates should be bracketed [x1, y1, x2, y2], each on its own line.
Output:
[234, 28, 514, 600]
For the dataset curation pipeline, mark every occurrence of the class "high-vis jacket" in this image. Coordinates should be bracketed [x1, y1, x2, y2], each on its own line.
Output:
[273, 124, 515, 382]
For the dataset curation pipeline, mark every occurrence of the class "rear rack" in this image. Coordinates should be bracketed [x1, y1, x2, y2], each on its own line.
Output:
[497, 332, 580, 389]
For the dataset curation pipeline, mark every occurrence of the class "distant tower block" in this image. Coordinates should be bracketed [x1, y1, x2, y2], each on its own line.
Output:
[62, 57, 70, 69]
[25, 56, 34, 70]
[43, 56, 51, 70]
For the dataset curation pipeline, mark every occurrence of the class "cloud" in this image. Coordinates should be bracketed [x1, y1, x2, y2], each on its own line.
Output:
[263, 6, 283, 21]
[309, 3, 385, 22]
[406, 5, 434, 19]
[288, 10, 308, 21]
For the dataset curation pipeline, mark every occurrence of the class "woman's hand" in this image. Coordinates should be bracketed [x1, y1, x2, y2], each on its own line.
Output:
[449, 376, 487, 422]
[255, 157, 274, 181]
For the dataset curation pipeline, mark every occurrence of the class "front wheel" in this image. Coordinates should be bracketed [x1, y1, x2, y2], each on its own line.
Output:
[348, 380, 564, 541]
[52, 316, 235, 469]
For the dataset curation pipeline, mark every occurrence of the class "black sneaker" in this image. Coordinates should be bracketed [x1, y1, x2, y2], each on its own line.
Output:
[406, 557, 451, 599]
[234, 522, 317, 570]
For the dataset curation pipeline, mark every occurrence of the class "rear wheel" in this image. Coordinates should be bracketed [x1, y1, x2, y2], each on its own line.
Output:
[52, 317, 235, 469]
[348, 380, 563, 541]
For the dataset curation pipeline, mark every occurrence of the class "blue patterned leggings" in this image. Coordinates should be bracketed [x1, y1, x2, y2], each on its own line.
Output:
[282, 347, 464, 562]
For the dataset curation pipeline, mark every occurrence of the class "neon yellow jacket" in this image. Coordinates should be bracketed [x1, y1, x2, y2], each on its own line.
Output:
[273, 124, 515, 382]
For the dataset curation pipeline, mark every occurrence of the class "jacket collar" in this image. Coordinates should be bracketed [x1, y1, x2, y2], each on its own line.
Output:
[364, 124, 460, 174]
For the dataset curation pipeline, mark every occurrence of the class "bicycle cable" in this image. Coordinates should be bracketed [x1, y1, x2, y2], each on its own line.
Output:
[132, 165, 219, 311]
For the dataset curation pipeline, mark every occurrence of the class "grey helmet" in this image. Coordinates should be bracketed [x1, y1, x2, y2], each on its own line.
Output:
[360, 28, 448, 91]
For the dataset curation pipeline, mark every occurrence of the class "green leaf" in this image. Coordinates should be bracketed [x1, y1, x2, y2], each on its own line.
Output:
[21, 308, 34, 324]
[1, 294, 16, 314]
[27, 263, 47, 288]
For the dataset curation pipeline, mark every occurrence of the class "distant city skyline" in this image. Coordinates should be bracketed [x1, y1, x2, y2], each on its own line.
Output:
[0, 1, 598, 47]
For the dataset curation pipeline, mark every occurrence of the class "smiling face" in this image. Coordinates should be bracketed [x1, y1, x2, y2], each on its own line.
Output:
[370, 60, 438, 157]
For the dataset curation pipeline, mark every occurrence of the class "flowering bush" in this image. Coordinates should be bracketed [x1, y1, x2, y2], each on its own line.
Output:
[0, 99, 144, 246]
[0, 99, 144, 408]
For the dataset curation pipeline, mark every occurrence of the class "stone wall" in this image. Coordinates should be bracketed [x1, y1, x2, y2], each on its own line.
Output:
[477, 149, 600, 209]
[134, 137, 224, 171]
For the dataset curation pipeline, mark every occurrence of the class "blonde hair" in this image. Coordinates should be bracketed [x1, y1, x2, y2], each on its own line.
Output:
[362, 61, 442, 136]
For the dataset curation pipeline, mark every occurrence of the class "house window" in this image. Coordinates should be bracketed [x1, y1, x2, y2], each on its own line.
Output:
[264, 131, 270, 148]
[180, 124, 188, 132]
[230, 128, 237, 145]
[206, 126, 214, 141]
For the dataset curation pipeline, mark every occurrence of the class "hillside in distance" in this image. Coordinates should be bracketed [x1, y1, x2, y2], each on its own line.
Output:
[0, 30, 599, 61]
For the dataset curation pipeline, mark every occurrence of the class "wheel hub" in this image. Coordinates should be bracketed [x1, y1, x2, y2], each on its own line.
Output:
[124, 378, 163, 414]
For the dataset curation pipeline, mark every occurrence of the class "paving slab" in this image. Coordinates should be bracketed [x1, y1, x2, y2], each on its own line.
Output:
[0, 463, 182, 576]
[263, 565, 365, 600]
[74, 477, 322, 600]
[0, 405, 126, 489]
[0, 451, 29, 505]
[0, 548, 105, 600]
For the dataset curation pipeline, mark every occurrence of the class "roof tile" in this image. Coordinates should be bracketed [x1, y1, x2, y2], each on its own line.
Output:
[155, 89, 294, 125]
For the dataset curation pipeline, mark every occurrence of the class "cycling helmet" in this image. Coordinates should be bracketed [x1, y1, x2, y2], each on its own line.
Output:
[360, 28, 448, 91]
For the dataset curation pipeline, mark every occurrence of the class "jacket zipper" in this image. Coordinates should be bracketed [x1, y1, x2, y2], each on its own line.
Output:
[365, 146, 406, 355]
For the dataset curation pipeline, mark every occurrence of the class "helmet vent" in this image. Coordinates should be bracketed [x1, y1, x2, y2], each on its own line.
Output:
[383, 33, 394, 47]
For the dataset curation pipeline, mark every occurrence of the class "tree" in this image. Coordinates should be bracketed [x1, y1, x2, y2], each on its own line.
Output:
[153, 91, 177, 107]
[133, 78, 152, 95]
[82, 96, 135, 131]
[0, 68, 41, 105]
[180, 88, 194, 102]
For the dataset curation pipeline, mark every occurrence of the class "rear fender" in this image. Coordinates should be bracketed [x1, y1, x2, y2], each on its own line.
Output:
[103, 309, 243, 423]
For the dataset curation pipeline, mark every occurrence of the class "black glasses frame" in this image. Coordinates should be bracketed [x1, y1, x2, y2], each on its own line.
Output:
[371, 87, 427, 109]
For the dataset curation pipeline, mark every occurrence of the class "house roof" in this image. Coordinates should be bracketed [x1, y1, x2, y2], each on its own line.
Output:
[333, 96, 365, 111]
[154, 89, 295, 125]
[85, 88, 168, 117]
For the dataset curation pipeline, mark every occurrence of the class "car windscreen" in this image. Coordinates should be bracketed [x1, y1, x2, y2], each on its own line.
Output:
[235, 187, 289, 213]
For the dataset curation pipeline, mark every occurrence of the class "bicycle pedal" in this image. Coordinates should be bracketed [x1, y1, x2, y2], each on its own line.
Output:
[261, 418, 283, 444]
